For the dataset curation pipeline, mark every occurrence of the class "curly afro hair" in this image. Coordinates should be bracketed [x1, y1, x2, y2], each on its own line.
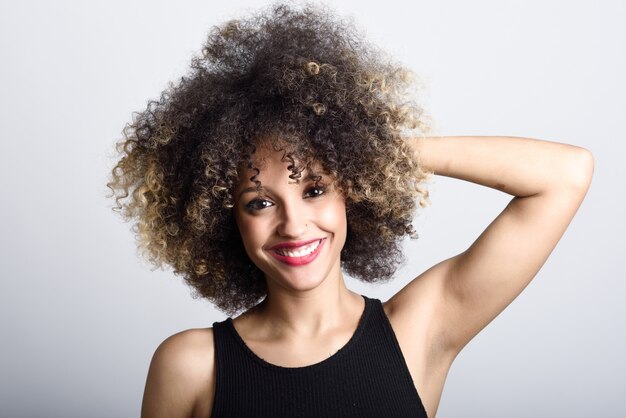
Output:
[107, 2, 432, 315]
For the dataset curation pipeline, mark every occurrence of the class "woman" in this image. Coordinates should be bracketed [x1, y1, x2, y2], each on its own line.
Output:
[108, 4, 593, 417]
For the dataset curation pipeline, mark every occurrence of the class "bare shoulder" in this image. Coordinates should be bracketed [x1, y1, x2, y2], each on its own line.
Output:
[384, 257, 453, 351]
[382, 260, 458, 418]
[141, 328, 216, 418]
[382, 257, 459, 377]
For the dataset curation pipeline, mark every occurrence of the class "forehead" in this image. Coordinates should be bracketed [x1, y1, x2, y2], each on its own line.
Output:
[244, 143, 290, 171]
[237, 141, 326, 185]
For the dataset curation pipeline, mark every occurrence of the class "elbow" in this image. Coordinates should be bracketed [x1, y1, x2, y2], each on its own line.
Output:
[569, 147, 594, 192]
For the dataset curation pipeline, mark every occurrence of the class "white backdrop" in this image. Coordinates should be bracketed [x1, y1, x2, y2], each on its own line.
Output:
[1, 0, 624, 416]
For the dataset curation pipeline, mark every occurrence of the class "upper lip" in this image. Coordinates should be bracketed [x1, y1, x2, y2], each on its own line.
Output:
[269, 238, 323, 251]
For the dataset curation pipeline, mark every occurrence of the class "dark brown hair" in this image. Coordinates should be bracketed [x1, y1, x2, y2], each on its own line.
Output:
[107, 3, 431, 315]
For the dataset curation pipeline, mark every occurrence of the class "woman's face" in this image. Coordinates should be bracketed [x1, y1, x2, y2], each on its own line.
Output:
[233, 143, 347, 295]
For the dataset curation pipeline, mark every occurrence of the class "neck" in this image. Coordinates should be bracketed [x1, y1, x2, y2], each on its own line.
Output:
[251, 270, 363, 337]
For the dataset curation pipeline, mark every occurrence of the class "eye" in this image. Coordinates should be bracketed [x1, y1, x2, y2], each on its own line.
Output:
[244, 198, 274, 212]
[304, 185, 326, 198]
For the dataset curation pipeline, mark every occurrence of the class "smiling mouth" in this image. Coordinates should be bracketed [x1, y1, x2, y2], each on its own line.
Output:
[273, 239, 322, 257]
[268, 239, 326, 266]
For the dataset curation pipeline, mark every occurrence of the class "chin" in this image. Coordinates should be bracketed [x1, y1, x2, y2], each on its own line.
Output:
[261, 262, 338, 294]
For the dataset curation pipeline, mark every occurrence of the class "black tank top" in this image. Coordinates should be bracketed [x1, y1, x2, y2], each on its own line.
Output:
[210, 295, 428, 417]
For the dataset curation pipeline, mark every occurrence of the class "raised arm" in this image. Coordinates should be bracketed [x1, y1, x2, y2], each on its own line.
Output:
[389, 136, 594, 355]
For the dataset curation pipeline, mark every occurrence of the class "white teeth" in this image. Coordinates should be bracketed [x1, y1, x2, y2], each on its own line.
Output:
[275, 240, 321, 257]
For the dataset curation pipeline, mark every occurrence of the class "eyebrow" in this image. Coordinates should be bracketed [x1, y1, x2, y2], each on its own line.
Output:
[237, 186, 271, 200]
[237, 172, 326, 200]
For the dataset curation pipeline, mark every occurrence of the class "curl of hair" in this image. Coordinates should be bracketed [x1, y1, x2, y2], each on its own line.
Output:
[107, 2, 432, 315]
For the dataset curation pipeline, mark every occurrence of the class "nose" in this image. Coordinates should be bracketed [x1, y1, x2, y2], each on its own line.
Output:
[276, 200, 308, 238]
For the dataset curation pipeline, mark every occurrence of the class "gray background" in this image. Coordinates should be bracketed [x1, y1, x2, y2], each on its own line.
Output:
[1, 0, 624, 416]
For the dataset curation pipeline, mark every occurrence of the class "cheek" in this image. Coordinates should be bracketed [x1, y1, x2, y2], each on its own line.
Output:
[234, 213, 262, 252]
[320, 199, 347, 237]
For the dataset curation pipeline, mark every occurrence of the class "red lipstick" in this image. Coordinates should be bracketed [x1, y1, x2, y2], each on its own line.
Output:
[269, 238, 322, 251]
[268, 238, 326, 266]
